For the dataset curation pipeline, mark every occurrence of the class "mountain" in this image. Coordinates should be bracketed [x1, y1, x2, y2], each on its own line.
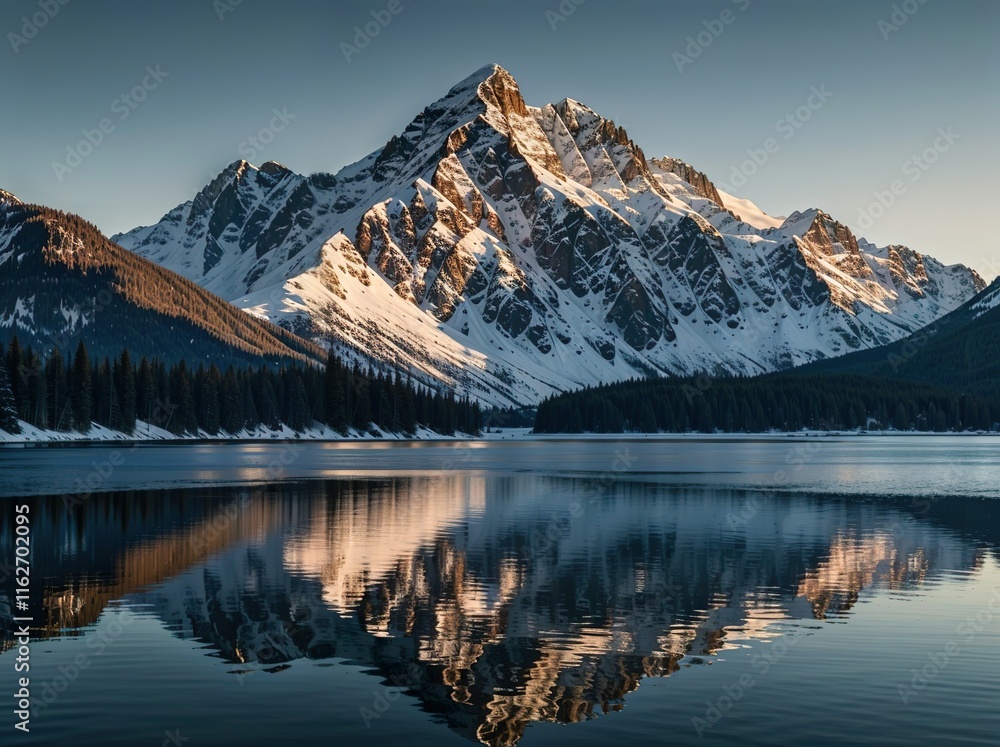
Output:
[0, 197, 323, 367]
[793, 277, 1000, 397]
[114, 64, 984, 407]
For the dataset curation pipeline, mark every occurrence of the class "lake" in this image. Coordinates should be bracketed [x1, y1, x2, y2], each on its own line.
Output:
[2, 436, 999, 745]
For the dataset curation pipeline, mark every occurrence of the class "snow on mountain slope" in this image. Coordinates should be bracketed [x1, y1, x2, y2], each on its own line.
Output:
[970, 278, 1000, 318]
[716, 188, 785, 230]
[114, 64, 985, 406]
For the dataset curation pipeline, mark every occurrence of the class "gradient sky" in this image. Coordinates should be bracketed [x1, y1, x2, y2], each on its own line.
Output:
[2, 0, 997, 278]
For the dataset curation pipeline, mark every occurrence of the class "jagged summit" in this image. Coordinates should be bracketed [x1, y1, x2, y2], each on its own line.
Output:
[0, 189, 22, 207]
[114, 65, 985, 407]
[210, 159, 294, 184]
[650, 157, 723, 205]
[421, 62, 524, 125]
[259, 160, 292, 177]
[227, 158, 251, 173]
[447, 62, 516, 98]
[474, 63, 527, 112]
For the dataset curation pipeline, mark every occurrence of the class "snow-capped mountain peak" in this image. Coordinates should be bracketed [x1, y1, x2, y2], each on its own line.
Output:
[114, 65, 985, 406]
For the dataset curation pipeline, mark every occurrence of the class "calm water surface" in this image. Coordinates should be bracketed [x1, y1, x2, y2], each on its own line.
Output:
[1, 438, 999, 746]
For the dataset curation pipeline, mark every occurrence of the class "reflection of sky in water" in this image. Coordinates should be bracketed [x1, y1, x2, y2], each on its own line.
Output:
[2, 435, 999, 499]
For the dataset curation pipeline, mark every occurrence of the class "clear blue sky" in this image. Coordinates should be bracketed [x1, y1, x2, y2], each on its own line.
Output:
[2, 0, 997, 278]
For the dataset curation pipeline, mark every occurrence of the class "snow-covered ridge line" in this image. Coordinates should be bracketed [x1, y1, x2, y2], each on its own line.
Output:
[970, 280, 1000, 318]
[113, 64, 985, 407]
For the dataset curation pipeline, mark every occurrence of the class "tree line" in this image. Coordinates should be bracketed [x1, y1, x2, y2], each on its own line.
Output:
[533, 373, 1000, 434]
[0, 336, 481, 438]
[795, 296, 1000, 399]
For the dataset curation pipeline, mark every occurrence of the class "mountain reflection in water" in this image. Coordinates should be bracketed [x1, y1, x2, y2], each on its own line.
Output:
[2, 477, 997, 746]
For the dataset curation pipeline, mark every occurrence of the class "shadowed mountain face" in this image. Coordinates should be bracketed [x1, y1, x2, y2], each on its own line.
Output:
[0, 199, 323, 367]
[5, 478, 992, 746]
[794, 277, 1000, 398]
[114, 65, 983, 406]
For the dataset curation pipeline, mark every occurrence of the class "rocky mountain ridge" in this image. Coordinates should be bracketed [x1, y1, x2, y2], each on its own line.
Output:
[114, 64, 985, 406]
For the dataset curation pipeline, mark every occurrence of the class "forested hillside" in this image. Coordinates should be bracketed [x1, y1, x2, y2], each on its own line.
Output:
[0, 201, 324, 367]
[0, 337, 480, 438]
[791, 279, 1000, 397]
[533, 374, 998, 434]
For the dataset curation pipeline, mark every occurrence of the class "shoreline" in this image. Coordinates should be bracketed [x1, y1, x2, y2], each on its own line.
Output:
[2, 427, 998, 449]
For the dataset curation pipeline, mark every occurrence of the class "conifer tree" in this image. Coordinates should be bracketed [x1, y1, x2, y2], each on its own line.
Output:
[397, 373, 417, 435]
[170, 362, 197, 434]
[324, 353, 347, 431]
[32, 356, 47, 429]
[257, 376, 281, 429]
[118, 350, 137, 433]
[71, 341, 93, 430]
[242, 379, 259, 431]
[136, 357, 156, 427]
[46, 348, 68, 430]
[198, 365, 221, 435]
[6, 336, 24, 419]
[285, 374, 310, 432]
[0, 354, 20, 434]
[352, 371, 372, 431]
[220, 368, 245, 433]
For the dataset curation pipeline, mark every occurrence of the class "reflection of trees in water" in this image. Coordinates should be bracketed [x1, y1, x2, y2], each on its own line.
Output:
[1, 479, 987, 746]
[0, 486, 313, 639]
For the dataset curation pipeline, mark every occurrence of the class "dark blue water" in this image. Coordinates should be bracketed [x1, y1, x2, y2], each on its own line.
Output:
[2, 440, 999, 745]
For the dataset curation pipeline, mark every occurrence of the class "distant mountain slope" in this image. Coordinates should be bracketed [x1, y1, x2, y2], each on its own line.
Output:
[0, 196, 323, 367]
[793, 278, 1000, 397]
[115, 64, 984, 406]
[532, 278, 1000, 434]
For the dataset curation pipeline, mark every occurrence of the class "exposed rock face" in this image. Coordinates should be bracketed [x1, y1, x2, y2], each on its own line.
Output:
[885, 245, 931, 299]
[114, 64, 985, 407]
[651, 157, 723, 205]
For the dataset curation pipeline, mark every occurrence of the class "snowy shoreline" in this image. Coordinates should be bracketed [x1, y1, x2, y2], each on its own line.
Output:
[0, 418, 477, 446]
[2, 421, 995, 447]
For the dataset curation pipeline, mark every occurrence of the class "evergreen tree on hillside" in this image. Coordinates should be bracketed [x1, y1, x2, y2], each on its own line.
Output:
[71, 341, 93, 431]
[94, 359, 113, 428]
[6, 336, 24, 419]
[396, 373, 417, 435]
[196, 365, 221, 435]
[136, 357, 156, 427]
[220, 368, 245, 433]
[0, 354, 20, 434]
[46, 348, 68, 430]
[304, 367, 323, 424]
[533, 373, 1000, 435]
[242, 379, 259, 432]
[169, 362, 197, 434]
[32, 355, 47, 429]
[256, 376, 281, 429]
[117, 350, 137, 434]
[285, 374, 310, 432]
[351, 367, 372, 431]
[0, 338, 482, 438]
[324, 352, 347, 431]
[377, 377, 393, 431]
